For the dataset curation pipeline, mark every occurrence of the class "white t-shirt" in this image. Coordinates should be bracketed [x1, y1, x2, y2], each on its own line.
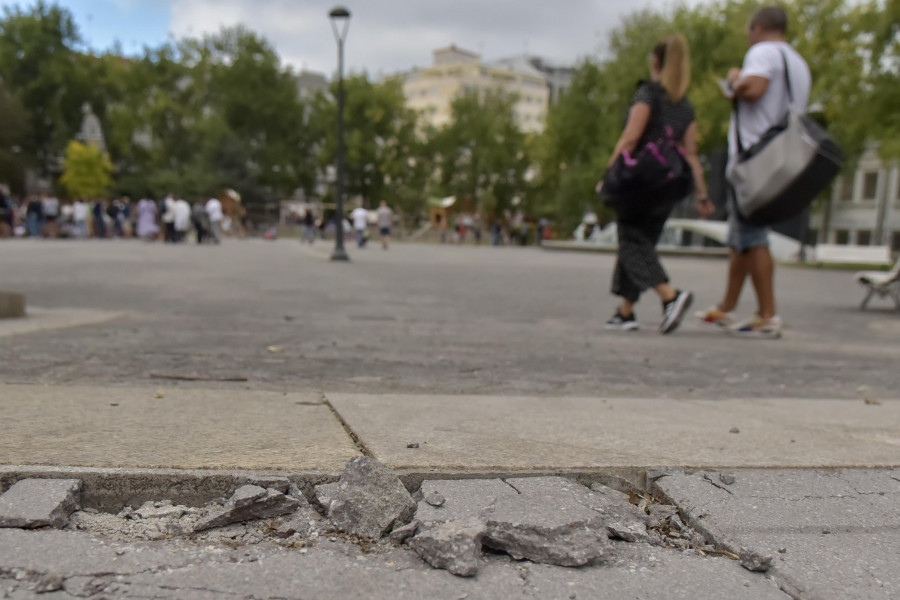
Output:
[728, 41, 811, 159]
[73, 201, 89, 221]
[205, 198, 223, 222]
[173, 199, 191, 232]
[351, 207, 369, 230]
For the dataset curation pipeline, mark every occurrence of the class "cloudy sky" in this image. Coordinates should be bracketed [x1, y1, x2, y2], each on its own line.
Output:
[2, 0, 706, 76]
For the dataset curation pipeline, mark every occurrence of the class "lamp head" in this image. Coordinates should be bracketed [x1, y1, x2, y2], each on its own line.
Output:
[329, 6, 350, 20]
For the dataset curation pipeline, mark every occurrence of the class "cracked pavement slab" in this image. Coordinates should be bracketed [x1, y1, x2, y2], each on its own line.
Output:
[0, 528, 787, 599]
[654, 469, 900, 599]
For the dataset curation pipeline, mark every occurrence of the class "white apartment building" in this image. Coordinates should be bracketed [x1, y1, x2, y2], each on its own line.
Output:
[398, 45, 551, 133]
[810, 145, 900, 253]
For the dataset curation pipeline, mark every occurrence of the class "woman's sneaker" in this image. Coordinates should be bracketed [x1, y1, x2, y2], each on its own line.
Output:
[605, 311, 639, 331]
[694, 305, 735, 329]
[729, 315, 783, 339]
[659, 290, 693, 334]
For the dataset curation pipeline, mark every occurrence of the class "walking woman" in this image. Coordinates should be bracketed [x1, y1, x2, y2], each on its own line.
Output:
[600, 34, 714, 334]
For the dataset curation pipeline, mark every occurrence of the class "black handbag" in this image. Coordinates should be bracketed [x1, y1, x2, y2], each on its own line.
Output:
[601, 85, 694, 218]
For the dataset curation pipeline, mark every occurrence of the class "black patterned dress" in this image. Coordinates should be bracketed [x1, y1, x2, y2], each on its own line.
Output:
[612, 81, 695, 304]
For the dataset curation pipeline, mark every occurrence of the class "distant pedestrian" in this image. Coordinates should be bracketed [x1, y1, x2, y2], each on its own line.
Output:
[92, 200, 107, 239]
[302, 207, 316, 244]
[72, 199, 89, 238]
[136, 197, 159, 240]
[108, 197, 125, 238]
[42, 194, 59, 238]
[205, 196, 223, 244]
[173, 196, 191, 242]
[351, 205, 368, 248]
[376, 201, 394, 249]
[192, 201, 208, 244]
[694, 5, 809, 339]
[161, 194, 176, 243]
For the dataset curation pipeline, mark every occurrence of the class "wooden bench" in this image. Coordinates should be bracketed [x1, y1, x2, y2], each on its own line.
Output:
[814, 244, 893, 266]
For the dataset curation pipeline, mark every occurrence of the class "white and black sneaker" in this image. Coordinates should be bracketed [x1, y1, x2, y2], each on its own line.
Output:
[660, 290, 693, 334]
[605, 311, 640, 331]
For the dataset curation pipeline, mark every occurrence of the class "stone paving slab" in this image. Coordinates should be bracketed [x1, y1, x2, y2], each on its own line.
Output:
[655, 469, 900, 600]
[327, 394, 900, 470]
[0, 479, 81, 529]
[0, 529, 788, 600]
[0, 385, 360, 470]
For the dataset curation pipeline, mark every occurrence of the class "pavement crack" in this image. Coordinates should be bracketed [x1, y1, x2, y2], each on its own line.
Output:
[321, 393, 374, 458]
[701, 474, 734, 496]
[501, 479, 523, 495]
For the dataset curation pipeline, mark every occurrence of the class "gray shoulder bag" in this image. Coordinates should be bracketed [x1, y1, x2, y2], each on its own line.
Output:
[727, 50, 843, 226]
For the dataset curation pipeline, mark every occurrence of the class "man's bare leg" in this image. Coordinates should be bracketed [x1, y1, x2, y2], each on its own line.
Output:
[719, 249, 749, 313]
[746, 245, 776, 319]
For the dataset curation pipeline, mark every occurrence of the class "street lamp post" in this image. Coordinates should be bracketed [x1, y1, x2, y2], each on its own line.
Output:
[329, 6, 351, 261]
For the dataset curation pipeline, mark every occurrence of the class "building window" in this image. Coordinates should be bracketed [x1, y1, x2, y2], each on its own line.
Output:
[893, 231, 900, 252]
[857, 230, 872, 246]
[835, 230, 850, 245]
[862, 171, 879, 200]
[838, 176, 853, 202]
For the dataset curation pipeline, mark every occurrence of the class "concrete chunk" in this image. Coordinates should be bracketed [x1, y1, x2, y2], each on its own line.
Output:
[275, 508, 324, 539]
[408, 521, 485, 577]
[193, 486, 300, 532]
[0, 290, 25, 319]
[481, 477, 612, 567]
[314, 457, 415, 539]
[0, 479, 81, 529]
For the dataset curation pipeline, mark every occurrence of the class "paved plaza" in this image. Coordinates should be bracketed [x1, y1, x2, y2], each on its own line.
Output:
[1, 238, 898, 398]
[1, 238, 898, 599]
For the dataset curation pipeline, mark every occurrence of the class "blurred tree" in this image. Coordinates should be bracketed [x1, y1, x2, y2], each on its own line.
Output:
[0, 83, 30, 192]
[59, 140, 112, 198]
[0, 2, 96, 175]
[312, 74, 423, 213]
[430, 89, 531, 217]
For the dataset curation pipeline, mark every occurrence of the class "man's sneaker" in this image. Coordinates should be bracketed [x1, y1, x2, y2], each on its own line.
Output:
[694, 305, 735, 329]
[605, 311, 640, 331]
[660, 290, 693, 334]
[729, 315, 783, 339]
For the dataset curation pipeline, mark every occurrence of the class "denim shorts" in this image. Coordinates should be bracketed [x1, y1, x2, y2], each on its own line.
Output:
[726, 188, 769, 252]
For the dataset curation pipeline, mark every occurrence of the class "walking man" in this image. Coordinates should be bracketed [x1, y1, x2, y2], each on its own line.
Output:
[205, 195, 224, 244]
[350, 205, 368, 248]
[376, 201, 394, 249]
[695, 5, 810, 339]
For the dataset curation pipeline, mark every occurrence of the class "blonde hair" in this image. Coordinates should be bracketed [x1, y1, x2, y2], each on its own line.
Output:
[653, 34, 691, 102]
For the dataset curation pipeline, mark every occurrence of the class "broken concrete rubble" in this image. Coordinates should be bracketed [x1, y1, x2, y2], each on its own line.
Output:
[480, 477, 612, 567]
[739, 549, 773, 572]
[132, 500, 191, 520]
[314, 457, 415, 539]
[0, 479, 82, 529]
[193, 485, 301, 532]
[389, 519, 420, 544]
[275, 509, 324, 539]
[408, 520, 484, 577]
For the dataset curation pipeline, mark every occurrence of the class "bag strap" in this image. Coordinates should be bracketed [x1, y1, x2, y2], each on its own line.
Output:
[733, 47, 794, 154]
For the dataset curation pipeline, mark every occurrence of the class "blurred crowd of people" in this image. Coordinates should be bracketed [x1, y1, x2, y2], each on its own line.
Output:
[0, 185, 246, 244]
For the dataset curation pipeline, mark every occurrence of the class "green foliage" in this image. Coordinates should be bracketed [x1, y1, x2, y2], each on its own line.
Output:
[534, 0, 884, 232]
[59, 140, 112, 198]
[430, 89, 531, 216]
[0, 0, 896, 230]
